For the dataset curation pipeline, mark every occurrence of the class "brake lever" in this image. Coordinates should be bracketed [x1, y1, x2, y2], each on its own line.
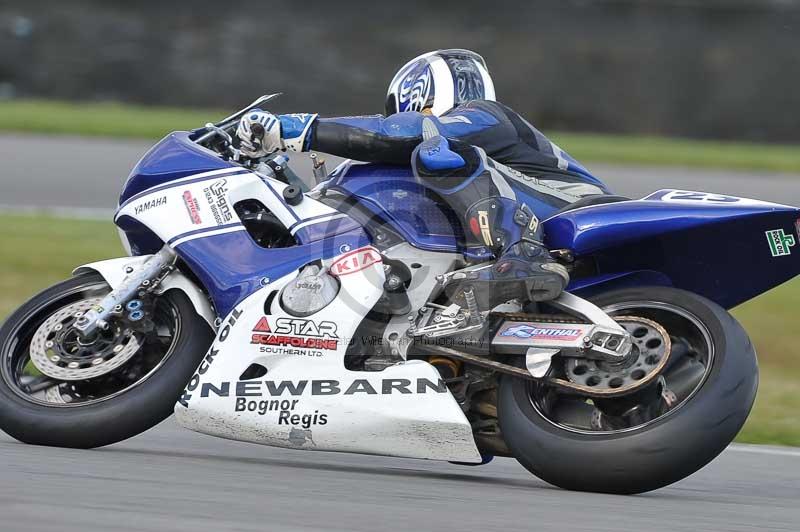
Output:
[196, 93, 281, 147]
[196, 123, 234, 146]
[249, 122, 265, 153]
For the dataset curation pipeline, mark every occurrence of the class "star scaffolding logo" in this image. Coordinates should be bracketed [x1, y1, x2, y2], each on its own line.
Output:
[766, 229, 796, 257]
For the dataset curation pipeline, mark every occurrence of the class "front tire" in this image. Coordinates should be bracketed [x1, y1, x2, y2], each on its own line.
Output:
[498, 286, 758, 494]
[0, 273, 214, 448]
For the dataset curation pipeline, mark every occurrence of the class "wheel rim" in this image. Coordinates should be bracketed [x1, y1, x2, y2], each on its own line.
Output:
[1, 280, 182, 407]
[529, 300, 715, 435]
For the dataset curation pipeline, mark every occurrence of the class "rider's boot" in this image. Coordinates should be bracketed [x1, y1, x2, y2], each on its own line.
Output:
[411, 135, 569, 307]
[454, 198, 569, 305]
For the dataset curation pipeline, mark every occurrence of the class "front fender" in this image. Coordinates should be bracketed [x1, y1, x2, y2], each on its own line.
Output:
[73, 256, 217, 328]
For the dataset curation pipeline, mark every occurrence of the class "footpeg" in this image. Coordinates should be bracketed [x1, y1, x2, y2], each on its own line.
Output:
[436, 263, 494, 288]
[409, 298, 486, 340]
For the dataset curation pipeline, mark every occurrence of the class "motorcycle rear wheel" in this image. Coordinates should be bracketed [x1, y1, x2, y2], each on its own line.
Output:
[0, 273, 214, 448]
[498, 286, 758, 494]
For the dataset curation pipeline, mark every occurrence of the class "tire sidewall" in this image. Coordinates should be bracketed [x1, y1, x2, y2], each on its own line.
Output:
[498, 286, 759, 494]
[0, 273, 214, 448]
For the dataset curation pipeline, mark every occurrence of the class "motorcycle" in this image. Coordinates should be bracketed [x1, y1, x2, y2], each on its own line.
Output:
[1, 95, 796, 494]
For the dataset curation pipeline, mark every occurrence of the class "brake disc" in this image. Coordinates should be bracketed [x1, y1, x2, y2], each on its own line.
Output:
[44, 385, 69, 403]
[29, 298, 142, 381]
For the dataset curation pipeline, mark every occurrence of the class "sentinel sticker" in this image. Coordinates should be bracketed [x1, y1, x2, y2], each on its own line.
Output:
[500, 324, 583, 341]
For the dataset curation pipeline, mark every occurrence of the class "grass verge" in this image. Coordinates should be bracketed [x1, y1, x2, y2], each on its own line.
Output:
[1, 99, 799, 173]
[0, 213, 797, 446]
[550, 132, 800, 174]
[0, 99, 229, 141]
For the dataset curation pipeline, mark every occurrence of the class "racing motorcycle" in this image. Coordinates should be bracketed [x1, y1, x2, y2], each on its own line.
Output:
[1, 95, 797, 494]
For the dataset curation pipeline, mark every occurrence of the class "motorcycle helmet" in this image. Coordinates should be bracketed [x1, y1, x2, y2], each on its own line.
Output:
[385, 49, 496, 116]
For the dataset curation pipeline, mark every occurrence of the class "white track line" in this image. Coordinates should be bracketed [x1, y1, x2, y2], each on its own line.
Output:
[0, 204, 114, 220]
[728, 444, 800, 458]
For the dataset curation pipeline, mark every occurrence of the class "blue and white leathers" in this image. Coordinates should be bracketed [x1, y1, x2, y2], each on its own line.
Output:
[288, 99, 606, 201]
[74, 128, 800, 463]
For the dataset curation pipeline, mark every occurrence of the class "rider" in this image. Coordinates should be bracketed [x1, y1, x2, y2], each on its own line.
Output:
[236, 49, 607, 305]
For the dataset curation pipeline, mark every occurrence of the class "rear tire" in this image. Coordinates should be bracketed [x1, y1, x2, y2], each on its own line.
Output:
[498, 286, 758, 494]
[0, 273, 214, 448]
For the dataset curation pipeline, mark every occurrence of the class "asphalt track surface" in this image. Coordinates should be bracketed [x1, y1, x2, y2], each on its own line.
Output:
[1, 133, 800, 213]
[0, 418, 798, 532]
[1, 134, 800, 531]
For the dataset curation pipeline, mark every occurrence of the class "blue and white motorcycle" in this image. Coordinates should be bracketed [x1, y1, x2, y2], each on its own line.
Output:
[1, 95, 797, 494]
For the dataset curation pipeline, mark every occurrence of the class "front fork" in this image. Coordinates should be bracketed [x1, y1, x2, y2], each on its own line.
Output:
[73, 245, 178, 338]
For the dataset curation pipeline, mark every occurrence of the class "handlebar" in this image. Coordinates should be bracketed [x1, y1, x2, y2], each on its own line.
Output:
[190, 93, 311, 191]
[196, 123, 233, 145]
[195, 93, 281, 145]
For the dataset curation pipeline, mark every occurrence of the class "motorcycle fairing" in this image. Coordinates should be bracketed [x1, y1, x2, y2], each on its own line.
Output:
[120, 132, 233, 204]
[545, 189, 797, 254]
[116, 161, 369, 317]
[173, 260, 481, 463]
[175, 230, 368, 318]
[110, 137, 482, 461]
[547, 190, 800, 308]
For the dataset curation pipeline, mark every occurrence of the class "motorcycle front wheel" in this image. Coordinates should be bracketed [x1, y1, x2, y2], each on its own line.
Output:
[498, 286, 758, 494]
[0, 272, 214, 448]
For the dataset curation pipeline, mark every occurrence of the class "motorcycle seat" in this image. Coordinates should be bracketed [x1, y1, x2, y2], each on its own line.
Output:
[554, 194, 631, 216]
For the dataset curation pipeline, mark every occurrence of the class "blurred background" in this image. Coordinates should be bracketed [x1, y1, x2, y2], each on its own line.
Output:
[1, 0, 799, 141]
[0, 0, 798, 448]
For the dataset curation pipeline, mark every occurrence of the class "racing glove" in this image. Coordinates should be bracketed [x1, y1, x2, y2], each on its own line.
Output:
[236, 109, 283, 158]
[236, 110, 318, 158]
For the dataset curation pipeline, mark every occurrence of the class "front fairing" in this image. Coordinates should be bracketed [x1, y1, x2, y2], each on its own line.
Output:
[119, 131, 234, 205]
[115, 138, 371, 317]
